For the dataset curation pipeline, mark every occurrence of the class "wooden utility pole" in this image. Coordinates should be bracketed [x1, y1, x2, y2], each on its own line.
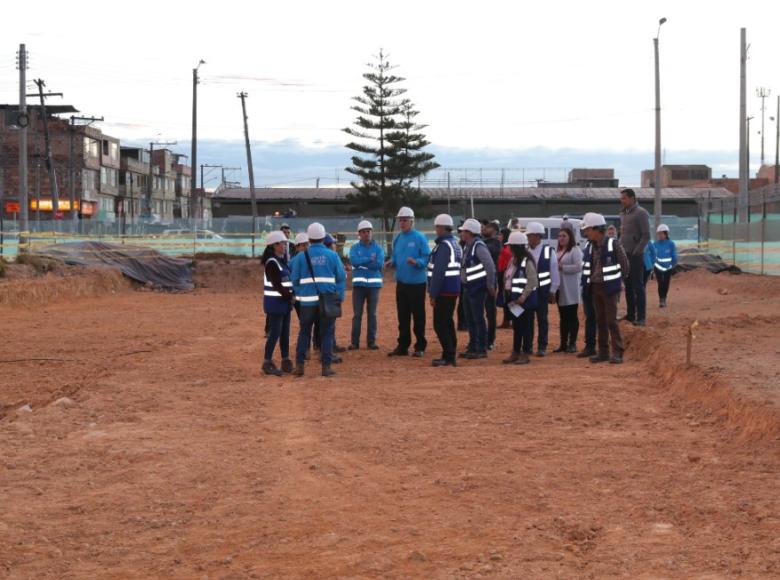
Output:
[238, 92, 258, 232]
[32, 79, 63, 228]
[191, 60, 205, 222]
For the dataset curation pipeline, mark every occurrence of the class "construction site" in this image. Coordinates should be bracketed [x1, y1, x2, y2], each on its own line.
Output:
[1, 255, 779, 578]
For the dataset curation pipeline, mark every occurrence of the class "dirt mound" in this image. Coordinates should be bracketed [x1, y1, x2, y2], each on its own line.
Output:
[0, 268, 131, 308]
[193, 259, 262, 293]
[624, 325, 780, 445]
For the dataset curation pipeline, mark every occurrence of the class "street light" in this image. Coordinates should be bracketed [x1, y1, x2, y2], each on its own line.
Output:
[774, 96, 780, 185]
[653, 17, 667, 231]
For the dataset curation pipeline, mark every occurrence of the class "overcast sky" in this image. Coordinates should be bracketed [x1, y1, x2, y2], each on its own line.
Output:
[1, 0, 778, 185]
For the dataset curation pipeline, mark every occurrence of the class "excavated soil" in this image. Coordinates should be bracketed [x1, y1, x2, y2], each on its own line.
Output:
[1, 265, 779, 579]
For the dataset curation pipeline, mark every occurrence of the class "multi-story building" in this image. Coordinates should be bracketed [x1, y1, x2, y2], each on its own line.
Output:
[172, 153, 191, 220]
[641, 164, 712, 188]
[0, 104, 121, 220]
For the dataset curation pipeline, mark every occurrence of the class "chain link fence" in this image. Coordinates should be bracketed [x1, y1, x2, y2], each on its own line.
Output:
[698, 185, 780, 276]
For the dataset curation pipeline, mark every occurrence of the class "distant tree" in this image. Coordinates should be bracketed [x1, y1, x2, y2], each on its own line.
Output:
[344, 51, 438, 248]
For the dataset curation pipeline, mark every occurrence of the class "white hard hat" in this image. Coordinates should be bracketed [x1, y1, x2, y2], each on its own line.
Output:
[357, 220, 373, 231]
[397, 206, 415, 218]
[657, 224, 670, 233]
[306, 222, 327, 240]
[507, 231, 529, 246]
[580, 212, 607, 229]
[458, 218, 482, 235]
[294, 233, 309, 245]
[434, 213, 454, 227]
[266, 230, 287, 245]
[525, 221, 545, 235]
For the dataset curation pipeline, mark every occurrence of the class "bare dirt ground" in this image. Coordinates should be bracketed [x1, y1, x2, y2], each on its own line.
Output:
[1, 262, 779, 579]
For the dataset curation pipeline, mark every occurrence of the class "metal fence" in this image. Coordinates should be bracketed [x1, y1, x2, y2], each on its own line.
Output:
[699, 185, 780, 276]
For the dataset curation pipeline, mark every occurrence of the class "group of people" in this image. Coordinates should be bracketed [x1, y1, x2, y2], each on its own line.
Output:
[260, 188, 678, 377]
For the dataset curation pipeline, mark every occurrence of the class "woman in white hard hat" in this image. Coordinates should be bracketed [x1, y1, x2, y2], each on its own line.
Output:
[653, 224, 678, 308]
[502, 231, 538, 365]
[261, 230, 295, 376]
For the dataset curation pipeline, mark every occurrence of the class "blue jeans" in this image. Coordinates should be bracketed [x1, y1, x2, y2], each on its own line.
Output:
[264, 311, 291, 361]
[582, 287, 597, 351]
[528, 289, 549, 352]
[464, 287, 488, 353]
[296, 306, 336, 366]
[351, 286, 380, 347]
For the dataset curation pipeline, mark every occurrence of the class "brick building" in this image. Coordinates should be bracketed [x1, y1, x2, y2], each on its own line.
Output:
[641, 164, 712, 188]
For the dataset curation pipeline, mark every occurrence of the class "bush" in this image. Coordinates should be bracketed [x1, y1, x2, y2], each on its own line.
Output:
[15, 252, 56, 273]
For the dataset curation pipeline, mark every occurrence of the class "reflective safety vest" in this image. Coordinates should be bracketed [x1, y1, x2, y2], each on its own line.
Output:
[581, 242, 592, 287]
[509, 258, 538, 309]
[654, 256, 673, 271]
[427, 237, 462, 295]
[263, 257, 293, 314]
[463, 239, 488, 292]
[584, 237, 623, 296]
[536, 244, 553, 292]
[653, 239, 677, 273]
[352, 267, 383, 286]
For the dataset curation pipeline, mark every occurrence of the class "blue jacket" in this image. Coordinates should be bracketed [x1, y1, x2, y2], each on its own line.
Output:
[427, 234, 462, 298]
[391, 229, 430, 284]
[653, 238, 678, 272]
[290, 242, 346, 307]
[349, 240, 385, 288]
[643, 242, 657, 272]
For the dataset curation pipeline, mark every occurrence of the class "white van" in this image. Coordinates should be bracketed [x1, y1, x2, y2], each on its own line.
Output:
[506, 217, 585, 248]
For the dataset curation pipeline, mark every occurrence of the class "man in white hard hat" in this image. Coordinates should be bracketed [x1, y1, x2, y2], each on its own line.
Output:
[580, 212, 629, 364]
[458, 217, 496, 359]
[348, 220, 385, 350]
[525, 221, 560, 357]
[289, 222, 347, 377]
[427, 214, 462, 367]
[385, 206, 430, 357]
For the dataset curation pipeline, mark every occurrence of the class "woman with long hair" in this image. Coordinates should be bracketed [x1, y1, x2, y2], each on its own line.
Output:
[502, 231, 538, 365]
[497, 227, 513, 329]
[554, 227, 583, 353]
[261, 231, 295, 376]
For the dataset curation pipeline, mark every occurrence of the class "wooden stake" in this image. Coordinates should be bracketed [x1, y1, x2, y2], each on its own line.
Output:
[686, 320, 699, 366]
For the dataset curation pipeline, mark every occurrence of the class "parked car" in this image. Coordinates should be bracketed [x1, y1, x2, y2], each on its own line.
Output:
[161, 229, 224, 240]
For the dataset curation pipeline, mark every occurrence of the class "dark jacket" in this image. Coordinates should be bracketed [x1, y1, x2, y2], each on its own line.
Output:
[620, 203, 650, 256]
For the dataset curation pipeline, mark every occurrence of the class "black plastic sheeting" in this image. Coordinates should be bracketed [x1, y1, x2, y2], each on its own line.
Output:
[38, 241, 194, 290]
[676, 248, 741, 274]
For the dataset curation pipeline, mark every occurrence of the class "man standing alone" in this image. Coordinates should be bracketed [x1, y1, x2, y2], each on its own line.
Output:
[386, 207, 430, 357]
[619, 188, 650, 326]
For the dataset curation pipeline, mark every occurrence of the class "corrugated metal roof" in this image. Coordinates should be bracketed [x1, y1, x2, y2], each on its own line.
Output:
[215, 186, 734, 201]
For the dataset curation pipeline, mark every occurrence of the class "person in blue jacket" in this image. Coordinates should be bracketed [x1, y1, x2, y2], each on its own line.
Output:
[349, 220, 385, 350]
[643, 238, 657, 286]
[289, 222, 346, 378]
[653, 224, 678, 308]
[427, 214, 463, 367]
[385, 206, 431, 357]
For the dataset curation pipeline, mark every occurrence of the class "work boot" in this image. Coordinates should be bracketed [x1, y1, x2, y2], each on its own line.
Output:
[331, 355, 343, 364]
[333, 345, 346, 354]
[565, 344, 578, 354]
[412, 350, 425, 358]
[348, 344, 359, 351]
[633, 319, 646, 327]
[388, 348, 408, 357]
[281, 359, 294, 374]
[262, 361, 282, 376]
[502, 352, 520, 364]
[432, 358, 456, 367]
[458, 350, 474, 358]
[464, 351, 487, 360]
[292, 363, 305, 377]
[577, 348, 596, 358]
[367, 343, 380, 350]
[536, 349, 547, 357]
[321, 366, 336, 378]
[609, 354, 624, 364]
[553, 345, 566, 353]
[513, 352, 530, 365]
[660, 298, 667, 308]
[589, 353, 610, 364]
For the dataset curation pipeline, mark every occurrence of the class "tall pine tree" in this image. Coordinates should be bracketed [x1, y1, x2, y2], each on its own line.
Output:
[344, 51, 439, 247]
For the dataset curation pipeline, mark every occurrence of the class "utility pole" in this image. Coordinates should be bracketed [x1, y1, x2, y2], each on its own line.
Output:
[17, 44, 29, 231]
[31, 79, 63, 228]
[653, 17, 667, 231]
[775, 95, 779, 185]
[757, 87, 770, 167]
[738, 28, 748, 223]
[200, 163, 222, 219]
[238, 91, 258, 232]
[191, 60, 205, 223]
[69, 115, 103, 224]
[144, 139, 176, 219]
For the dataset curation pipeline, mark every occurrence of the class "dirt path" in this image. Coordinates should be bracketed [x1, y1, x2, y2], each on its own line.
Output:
[1, 269, 779, 578]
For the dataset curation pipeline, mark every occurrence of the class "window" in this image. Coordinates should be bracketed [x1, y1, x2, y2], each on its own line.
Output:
[83, 138, 99, 159]
[82, 169, 98, 194]
[109, 142, 119, 162]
